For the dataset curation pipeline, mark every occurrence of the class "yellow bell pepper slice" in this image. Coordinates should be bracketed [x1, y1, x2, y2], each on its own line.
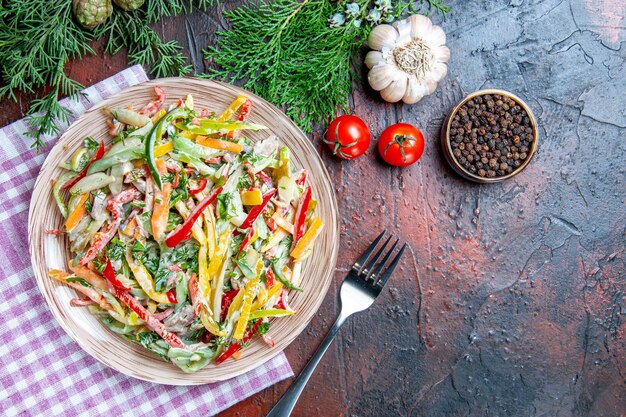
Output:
[195, 136, 243, 154]
[152, 109, 167, 123]
[198, 244, 211, 300]
[209, 229, 232, 285]
[266, 281, 283, 300]
[153, 142, 173, 158]
[151, 159, 171, 240]
[251, 285, 267, 311]
[271, 212, 294, 234]
[249, 308, 294, 320]
[261, 228, 289, 252]
[202, 202, 217, 259]
[179, 130, 196, 140]
[200, 309, 225, 336]
[218, 95, 248, 121]
[226, 288, 244, 322]
[251, 282, 283, 311]
[249, 229, 259, 246]
[240, 188, 262, 205]
[65, 193, 89, 231]
[233, 275, 260, 340]
[125, 251, 170, 304]
[209, 228, 233, 319]
[290, 216, 324, 260]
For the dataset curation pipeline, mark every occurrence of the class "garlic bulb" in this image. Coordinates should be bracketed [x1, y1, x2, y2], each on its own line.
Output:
[366, 15, 450, 104]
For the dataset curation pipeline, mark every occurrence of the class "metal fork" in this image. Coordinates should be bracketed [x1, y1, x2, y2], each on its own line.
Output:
[267, 230, 407, 417]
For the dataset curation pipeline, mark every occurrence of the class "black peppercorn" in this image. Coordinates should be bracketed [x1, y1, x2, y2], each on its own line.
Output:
[449, 92, 535, 179]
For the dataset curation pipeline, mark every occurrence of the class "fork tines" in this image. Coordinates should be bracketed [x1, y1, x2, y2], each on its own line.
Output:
[352, 230, 407, 288]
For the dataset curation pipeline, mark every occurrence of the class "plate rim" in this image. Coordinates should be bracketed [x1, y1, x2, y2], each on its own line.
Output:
[27, 76, 339, 385]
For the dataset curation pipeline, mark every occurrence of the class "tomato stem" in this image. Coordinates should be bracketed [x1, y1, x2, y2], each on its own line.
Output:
[322, 120, 357, 159]
[384, 134, 415, 162]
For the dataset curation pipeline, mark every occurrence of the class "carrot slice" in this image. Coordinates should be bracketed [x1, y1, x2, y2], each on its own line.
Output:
[65, 193, 89, 231]
[195, 136, 243, 154]
[68, 260, 108, 290]
[151, 159, 171, 240]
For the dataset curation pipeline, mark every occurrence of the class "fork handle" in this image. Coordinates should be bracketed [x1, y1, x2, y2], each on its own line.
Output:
[266, 312, 349, 417]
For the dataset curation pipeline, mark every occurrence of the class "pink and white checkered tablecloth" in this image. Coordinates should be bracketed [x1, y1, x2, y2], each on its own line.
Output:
[0, 65, 293, 417]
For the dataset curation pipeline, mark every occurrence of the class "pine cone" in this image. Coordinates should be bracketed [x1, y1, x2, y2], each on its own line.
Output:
[73, 0, 113, 29]
[113, 0, 145, 11]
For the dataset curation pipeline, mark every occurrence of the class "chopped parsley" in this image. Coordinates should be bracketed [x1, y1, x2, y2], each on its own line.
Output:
[105, 237, 125, 262]
[258, 322, 270, 335]
[83, 136, 99, 151]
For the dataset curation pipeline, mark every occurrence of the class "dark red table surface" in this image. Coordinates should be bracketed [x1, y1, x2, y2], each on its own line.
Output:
[2, 2, 624, 416]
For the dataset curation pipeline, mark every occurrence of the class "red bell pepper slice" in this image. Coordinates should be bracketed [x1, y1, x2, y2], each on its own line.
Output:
[236, 229, 254, 258]
[166, 288, 178, 304]
[265, 267, 275, 288]
[266, 216, 277, 232]
[293, 186, 312, 242]
[276, 291, 287, 310]
[165, 186, 223, 247]
[188, 274, 203, 317]
[79, 187, 141, 266]
[62, 141, 105, 190]
[188, 177, 207, 195]
[256, 170, 274, 189]
[238, 100, 252, 121]
[226, 100, 252, 140]
[215, 319, 261, 364]
[220, 289, 240, 321]
[103, 259, 131, 290]
[295, 171, 307, 186]
[234, 188, 276, 236]
[109, 286, 184, 348]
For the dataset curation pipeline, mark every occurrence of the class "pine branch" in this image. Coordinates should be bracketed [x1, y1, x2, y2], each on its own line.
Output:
[204, 0, 364, 133]
[0, 0, 213, 151]
[203, 0, 450, 134]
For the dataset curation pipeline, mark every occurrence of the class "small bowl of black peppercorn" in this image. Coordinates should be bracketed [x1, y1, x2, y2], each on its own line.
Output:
[441, 89, 538, 183]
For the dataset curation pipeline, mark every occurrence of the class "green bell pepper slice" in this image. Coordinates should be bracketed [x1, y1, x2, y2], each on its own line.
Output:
[171, 152, 216, 176]
[172, 135, 221, 159]
[88, 147, 144, 174]
[174, 120, 266, 135]
[145, 107, 189, 190]
[53, 171, 77, 218]
[271, 263, 303, 292]
[249, 308, 294, 320]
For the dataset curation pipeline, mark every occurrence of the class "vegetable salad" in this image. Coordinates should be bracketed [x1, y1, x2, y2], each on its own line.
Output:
[49, 88, 324, 372]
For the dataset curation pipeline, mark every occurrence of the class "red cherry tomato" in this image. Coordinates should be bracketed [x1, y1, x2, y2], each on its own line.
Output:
[378, 123, 425, 167]
[324, 115, 371, 160]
